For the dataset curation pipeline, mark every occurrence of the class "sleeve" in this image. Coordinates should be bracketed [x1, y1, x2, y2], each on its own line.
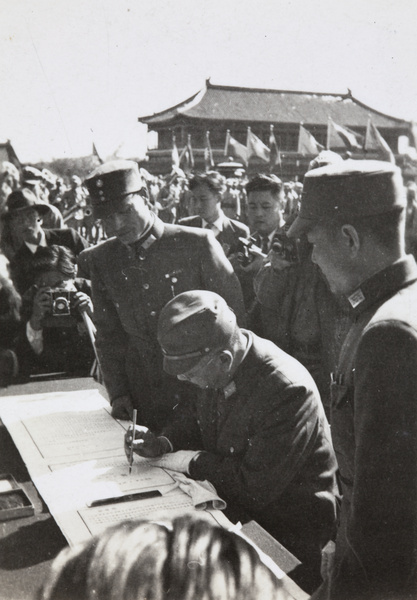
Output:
[88, 254, 130, 403]
[200, 231, 246, 326]
[330, 321, 417, 598]
[189, 382, 321, 514]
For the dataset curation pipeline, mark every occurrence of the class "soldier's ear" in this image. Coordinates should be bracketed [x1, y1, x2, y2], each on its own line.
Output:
[341, 224, 360, 256]
[219, 351, 233, 373]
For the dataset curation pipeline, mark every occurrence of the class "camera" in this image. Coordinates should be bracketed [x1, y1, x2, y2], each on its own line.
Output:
[271, 233, 300, 264]
[236, 237, 265, 266]
[47, 289, 76, 317]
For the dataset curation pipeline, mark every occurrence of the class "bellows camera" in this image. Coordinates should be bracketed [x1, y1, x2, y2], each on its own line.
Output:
[47, 290, 76, 316]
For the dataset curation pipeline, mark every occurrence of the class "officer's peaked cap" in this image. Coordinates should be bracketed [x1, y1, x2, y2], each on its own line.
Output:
[85, 160, 145, 219]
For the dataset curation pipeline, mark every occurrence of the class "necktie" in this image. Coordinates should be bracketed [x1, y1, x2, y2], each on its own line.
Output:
[260, 236, 270, 254]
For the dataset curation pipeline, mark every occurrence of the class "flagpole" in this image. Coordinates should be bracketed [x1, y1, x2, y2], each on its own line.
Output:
[224, 130, 230, 156]
[246, 127, 251, 165]
[327, 117, 331, 150]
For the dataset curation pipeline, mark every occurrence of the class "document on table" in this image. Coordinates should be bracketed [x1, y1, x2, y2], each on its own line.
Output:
[0, 387, 233, 547]
[0, 389, 125, 467]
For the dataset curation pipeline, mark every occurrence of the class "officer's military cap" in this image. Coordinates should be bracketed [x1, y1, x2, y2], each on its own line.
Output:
[287, 160, 405, 239]
[158, 290, 237, 376]
[85, 160, 145, 218]
[2, 188, 50, 220]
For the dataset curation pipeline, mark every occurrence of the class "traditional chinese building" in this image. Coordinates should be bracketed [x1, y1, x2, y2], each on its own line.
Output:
[139, 80, 411, 179]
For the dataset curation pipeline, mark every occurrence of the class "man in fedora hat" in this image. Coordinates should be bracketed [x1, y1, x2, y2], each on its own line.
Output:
[79, 160, 245, 428]
[288, 160, 417, 599]
[4, 188, 88, 294]
[125, 289, 339, 593]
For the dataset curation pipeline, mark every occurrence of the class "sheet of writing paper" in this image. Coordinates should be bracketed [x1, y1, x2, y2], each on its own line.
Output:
[77, 490, 223, 538]
[36, 455, 176, 509]
[0, 389, 125, 463]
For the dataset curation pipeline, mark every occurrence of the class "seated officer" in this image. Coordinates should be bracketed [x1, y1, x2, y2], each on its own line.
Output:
[80, 160, 245, 427]
[179, 171, 249, 257]
[125, 290, 339, 593]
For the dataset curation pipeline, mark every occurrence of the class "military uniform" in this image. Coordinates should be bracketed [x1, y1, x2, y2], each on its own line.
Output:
[326, 257, 417, 600]
[288, 160, 417, 600]
[80, 215, 246, 429]
[160, 324, 339, 593]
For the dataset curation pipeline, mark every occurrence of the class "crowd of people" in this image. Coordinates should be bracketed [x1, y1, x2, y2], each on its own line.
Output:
[0, 153, 416, 600]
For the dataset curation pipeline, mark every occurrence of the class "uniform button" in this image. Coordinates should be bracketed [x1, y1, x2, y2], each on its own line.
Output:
[230, 446, 235, 454]
[150, 311, 156, 317]
[171, 277, 178, 283]
[143, 283, 149, 290]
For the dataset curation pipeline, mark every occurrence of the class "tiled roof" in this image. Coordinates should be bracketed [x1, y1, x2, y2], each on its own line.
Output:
[140, 81, 409, 129]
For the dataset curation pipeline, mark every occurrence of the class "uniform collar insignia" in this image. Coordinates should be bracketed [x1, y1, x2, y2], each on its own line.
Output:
[222, 381, 236, 399]
[348, 288, 365, 308]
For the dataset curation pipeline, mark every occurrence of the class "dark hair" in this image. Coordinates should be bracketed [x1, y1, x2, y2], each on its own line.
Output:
[322, 207, 405, 250]
[31, 245, 77, 280]
[189, 171, 226, 197]
[245, 174, 283, 197]
[37, 516, 284, 600]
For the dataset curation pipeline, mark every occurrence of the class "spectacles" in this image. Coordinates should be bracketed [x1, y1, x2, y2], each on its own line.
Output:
[178, 351, 218, 380]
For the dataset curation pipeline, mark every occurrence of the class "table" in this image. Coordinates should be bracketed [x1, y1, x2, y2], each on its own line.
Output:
[0, 377, 302, 600]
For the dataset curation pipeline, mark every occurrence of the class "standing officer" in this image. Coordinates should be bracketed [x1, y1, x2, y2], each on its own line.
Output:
[80, 160, 245, 428]
[288, 160, 417, 600]
[126, 290, 339, 594]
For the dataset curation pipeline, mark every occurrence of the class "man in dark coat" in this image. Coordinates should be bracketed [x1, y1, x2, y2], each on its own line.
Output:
[4, 189, 88, 294]
[288, 160, 417, 600]
[126, 290, 339, 594]
[179, 171, 249, 257]
[80, 160, 246, 428]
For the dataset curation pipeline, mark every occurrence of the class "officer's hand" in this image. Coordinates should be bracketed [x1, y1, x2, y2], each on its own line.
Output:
[124, 426, 169, 459]
[30, 286, 51, 330]
[111, 395, 133, 420]
[149, 450, 201, 474]
[73, 291, 93, 317]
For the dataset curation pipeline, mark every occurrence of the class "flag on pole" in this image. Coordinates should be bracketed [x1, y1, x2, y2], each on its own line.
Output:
[172, 134, 180, 168]
[224, 130, 248, 165]
[269, 125, 281, 169]
[364, 118, 395, 163]
[298, 124, 324, 155]
[327, 117, 363, 150]
[247, 127, 270, 163]
[204, 131, 214, 171]
[180, 134, 194, 173]
[92, 142, 104, 164]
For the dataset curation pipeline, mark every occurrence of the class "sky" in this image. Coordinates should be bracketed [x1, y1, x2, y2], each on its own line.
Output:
[0, 0, 416, 162]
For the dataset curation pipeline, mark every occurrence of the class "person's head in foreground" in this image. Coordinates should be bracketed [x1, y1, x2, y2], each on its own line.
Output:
[158, 290, 244, 390]
[287, 159, 406, 296]
[85, 160, 151, 245]
[37, 516, 285, 600]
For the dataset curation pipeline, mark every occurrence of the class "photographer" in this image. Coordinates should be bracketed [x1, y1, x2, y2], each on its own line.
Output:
[16, 245, 95, 378]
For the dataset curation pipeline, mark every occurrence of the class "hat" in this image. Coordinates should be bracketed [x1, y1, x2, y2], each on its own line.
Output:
[85, 160, 145, 218]
[2, 188, 50, 220]
[287, 160, 405, 239]
[22, 166, 43, 185]
[157, 290, 237, 376]
[308, 150, 343, 171]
